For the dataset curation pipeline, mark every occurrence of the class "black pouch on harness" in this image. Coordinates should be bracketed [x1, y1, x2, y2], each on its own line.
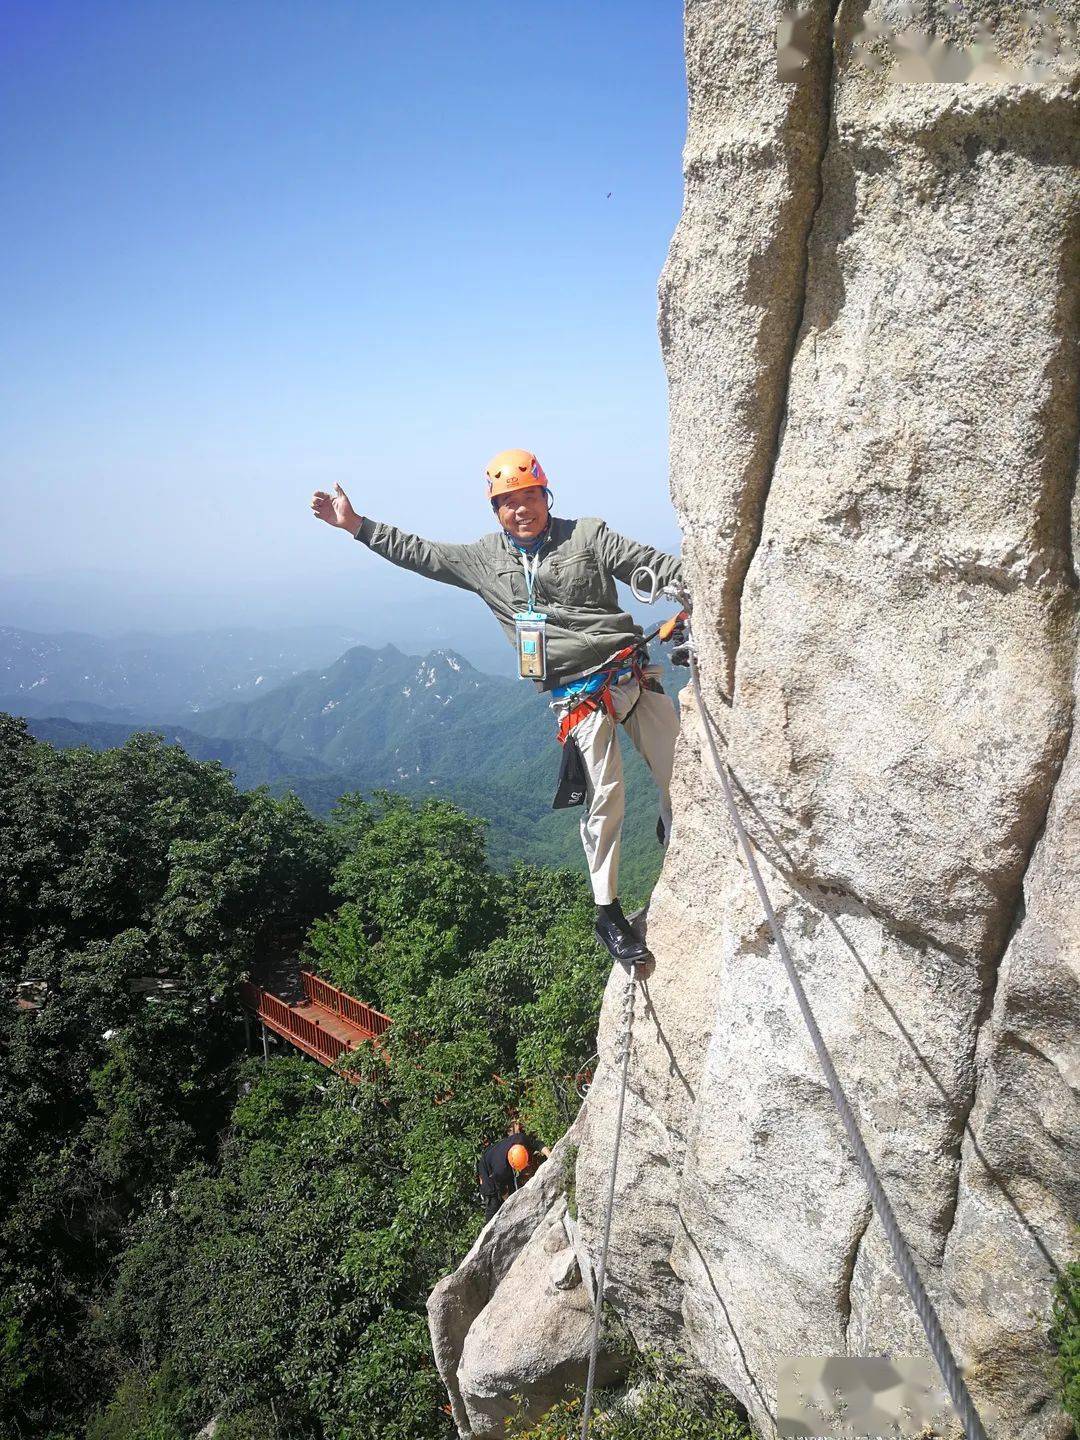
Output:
[552, 732, 588, 810]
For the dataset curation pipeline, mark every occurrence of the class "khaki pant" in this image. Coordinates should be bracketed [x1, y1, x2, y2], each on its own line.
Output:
[553, 678, 680, 905]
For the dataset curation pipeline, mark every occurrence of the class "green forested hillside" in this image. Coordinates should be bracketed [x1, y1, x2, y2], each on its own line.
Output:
[0, 716, 629, 1439]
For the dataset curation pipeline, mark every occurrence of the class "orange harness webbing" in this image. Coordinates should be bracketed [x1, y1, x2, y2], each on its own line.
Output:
[556, 686, 616, 745]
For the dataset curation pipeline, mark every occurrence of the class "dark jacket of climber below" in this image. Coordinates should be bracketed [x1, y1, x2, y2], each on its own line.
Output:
[353, 513, 684, 690]
[476, 1130, 545, 1220]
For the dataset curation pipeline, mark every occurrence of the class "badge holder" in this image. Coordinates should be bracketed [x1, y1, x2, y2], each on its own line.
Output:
[515, 611, 548, 680]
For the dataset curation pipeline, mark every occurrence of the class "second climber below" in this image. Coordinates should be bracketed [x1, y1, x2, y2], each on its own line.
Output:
[310, 449, 684, 967]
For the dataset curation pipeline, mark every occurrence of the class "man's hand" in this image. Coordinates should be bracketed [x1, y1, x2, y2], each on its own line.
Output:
[311, 482, 362, 535]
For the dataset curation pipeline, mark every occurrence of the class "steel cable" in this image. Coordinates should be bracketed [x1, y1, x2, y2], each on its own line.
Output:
[579, 967, 637, 1440]
[688, 649, 988, 1440]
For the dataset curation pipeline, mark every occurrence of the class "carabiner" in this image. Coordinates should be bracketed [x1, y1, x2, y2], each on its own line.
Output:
[630, 564, 660, 604]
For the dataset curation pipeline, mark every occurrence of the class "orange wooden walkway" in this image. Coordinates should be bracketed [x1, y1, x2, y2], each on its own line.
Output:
[240, 971, 592, 1104]
[240, 970, 390, 1077]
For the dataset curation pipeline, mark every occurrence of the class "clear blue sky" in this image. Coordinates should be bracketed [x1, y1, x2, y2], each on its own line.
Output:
[1, 1, 687, 656]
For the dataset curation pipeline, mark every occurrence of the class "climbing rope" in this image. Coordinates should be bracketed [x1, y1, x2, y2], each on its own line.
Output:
[685, 648, 989, 1440]
[617, 565, 988, 1435]
[576, 568, 987, 1439]
[579, 964, 637, 1440]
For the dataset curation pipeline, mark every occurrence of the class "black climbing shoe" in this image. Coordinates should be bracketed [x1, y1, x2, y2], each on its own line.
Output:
[595, 901, 652, 968]
[656, 814, 667, 846]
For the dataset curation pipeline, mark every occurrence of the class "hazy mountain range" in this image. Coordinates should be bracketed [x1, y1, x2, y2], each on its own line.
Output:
[3, 626, 677, 899]
[0, 567, 520, 676]
[0, 625, 366, 722]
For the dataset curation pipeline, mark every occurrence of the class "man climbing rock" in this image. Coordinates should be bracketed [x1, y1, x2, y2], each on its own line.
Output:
[476, 1121, 550, 1221]
[310, 449, 683, 966]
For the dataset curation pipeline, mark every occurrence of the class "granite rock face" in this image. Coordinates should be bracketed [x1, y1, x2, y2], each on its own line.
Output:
[428, 3, 1079, 1436]
[654, 3, 1078, 1435]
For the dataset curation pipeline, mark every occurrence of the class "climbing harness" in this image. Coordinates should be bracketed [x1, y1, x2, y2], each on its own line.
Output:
[548, 613, 677, 812]
[579, 964, 639, 1440]
[552, 647, 639, 744]
[599, 565, 989, 1440]
[552, 603, 681, 750]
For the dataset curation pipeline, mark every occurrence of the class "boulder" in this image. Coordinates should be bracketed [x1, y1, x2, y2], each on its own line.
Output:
[457, 1196, 626, 1435]
[427, 1125, 627, 1437]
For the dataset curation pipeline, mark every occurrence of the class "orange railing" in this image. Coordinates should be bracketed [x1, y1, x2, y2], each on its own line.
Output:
[240, 971, 392, 1083]
[240, 980, 354, 1067]
[243, 973, 587, 1113]
[300, 971, 391, 1038]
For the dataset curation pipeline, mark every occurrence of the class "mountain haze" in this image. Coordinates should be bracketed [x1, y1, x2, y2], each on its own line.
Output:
[0, 625, 366, 722]
[11, 636, 679, 901]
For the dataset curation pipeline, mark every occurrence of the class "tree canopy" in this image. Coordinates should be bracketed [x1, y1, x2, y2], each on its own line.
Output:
[0, 717, 611, 1439]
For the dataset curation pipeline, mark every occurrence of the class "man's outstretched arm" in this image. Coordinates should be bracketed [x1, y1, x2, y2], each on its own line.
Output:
[592, 518, 684, 592]
[311, 483, 482, 593]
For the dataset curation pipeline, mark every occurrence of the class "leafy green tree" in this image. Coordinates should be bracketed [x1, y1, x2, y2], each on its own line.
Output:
[0, 718, 334, 1438]
[0, 716, 333, 990]
[95, 1058, 454, 1439]
[307, 791, 505, 1009]
[1051, 1257, 1080, 1426]
[85, 1364, 191, 1440]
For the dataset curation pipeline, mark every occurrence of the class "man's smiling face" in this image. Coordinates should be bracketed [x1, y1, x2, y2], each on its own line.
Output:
[495, 486, 550, 542]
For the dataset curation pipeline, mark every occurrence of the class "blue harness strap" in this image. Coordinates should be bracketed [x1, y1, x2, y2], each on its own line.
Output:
[552, 665, 635, 702]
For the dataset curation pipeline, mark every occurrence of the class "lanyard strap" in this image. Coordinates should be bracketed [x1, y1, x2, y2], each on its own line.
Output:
[520, 550, 541, 612]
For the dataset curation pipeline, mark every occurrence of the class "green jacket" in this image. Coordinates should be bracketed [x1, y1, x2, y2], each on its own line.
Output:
[354, 514, 683, 690]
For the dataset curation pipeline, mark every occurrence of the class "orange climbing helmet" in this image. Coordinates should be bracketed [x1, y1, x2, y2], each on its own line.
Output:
[485, 448, 548, 502]
[507, 1143, 530, 1174]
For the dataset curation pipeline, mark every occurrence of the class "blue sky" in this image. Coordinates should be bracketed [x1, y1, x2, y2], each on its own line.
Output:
[1, 1, 687, 658]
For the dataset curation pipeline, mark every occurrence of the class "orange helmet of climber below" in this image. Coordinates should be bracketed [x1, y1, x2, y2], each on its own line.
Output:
[485, 449, 548, 502]
[507, 1143, 530, 1173]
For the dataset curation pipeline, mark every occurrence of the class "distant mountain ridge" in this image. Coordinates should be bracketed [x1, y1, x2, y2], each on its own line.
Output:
[188, 643, 551, 787]
[23, 716, 338, 791]
[0, 624, 366, 722]
[10, 636, 681, 901]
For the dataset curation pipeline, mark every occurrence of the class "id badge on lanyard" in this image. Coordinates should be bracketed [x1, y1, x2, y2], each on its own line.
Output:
[515, 549, 547, 680]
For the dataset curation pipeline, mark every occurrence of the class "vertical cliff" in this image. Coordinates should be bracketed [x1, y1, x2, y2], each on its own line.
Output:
[429, 3, 1080, 1436]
